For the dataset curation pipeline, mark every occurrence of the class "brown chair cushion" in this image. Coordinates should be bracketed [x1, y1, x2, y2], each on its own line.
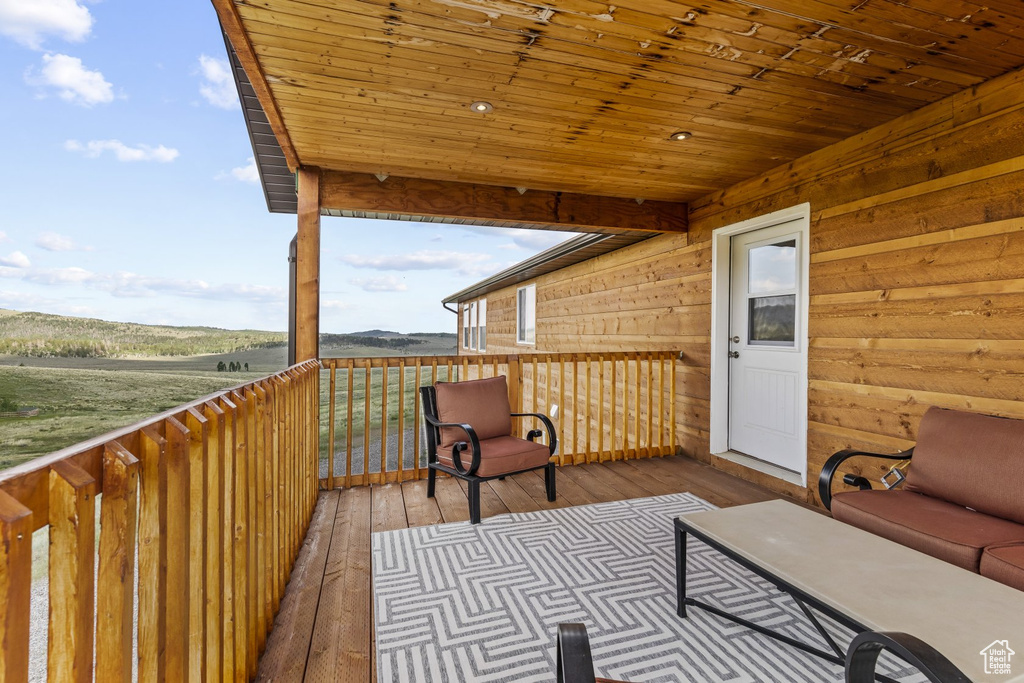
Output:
[435, 376, 512, 450]
[831, 489, 1024, 571]
[437, 435, 551, 478]
[980, 543, 1024, 592]
[904, 406, 1024, 524]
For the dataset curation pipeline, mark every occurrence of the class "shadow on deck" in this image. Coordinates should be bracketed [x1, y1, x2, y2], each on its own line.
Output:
[256, 455, 791, 682]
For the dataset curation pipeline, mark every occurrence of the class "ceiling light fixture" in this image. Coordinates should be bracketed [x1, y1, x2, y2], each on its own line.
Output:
[670, 131, 692, 141]
[470, 101, 494, 113]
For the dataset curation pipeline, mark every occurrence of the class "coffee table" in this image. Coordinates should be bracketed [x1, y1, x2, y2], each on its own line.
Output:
[675, 500, 1024, 682]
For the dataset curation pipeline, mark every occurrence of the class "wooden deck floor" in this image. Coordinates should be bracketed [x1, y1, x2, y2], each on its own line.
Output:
[255, 455, 790, 682]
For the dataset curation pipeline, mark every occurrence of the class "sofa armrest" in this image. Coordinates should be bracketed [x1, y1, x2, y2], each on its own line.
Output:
[556, 624, 597, 683]
[421, 412, 482, 475]
[846, 631, 969, 683]
[818, 447, 915, 511]
[511, 412, 558, 456]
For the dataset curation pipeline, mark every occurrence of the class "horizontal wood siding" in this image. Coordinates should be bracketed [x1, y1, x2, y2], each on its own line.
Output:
[473, 65, 1024, 504]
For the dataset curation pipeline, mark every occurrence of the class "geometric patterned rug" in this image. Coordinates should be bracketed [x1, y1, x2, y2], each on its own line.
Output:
[372, 493, 926, 682]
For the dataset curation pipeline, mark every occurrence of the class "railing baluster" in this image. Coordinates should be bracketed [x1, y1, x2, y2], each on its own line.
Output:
[184, 408, 208, 681]
[48, 460, 97, 683]
[96, 442, 139, 683]
[598, 356, 606, 461]
[203, 400, 225, 679]
[670, 355, 677, 454]
[251, 386, 268, 650]
[328, 365, 336, 490]
[414, 359, 422, 478]
[382, 361, 389, 481]
[585, 356, 592, 462]
[363, 361, 371, 486]
[138, 425, 168, 682]
[0, 490, 33, 682]
[398, 359, 406, 481]
[164, 417, 191, 681]
[243, 387, 259, 677]
[346, 360, 354, 488]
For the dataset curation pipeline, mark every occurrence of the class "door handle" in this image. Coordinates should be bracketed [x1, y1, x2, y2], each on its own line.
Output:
[730, 336, 740, 343]
[728, 351, 739, 359]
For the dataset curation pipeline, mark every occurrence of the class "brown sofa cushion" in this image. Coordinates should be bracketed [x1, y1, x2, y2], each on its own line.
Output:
[980, 543, 1024, 592]
[904, 406, 1024, 524]
[831, 489, 1024, 571]
[437, 435, 550, 477]
[435, 376, 512, 450]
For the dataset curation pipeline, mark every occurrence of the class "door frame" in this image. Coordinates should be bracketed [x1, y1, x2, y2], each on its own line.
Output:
[709, 203, 811, 485]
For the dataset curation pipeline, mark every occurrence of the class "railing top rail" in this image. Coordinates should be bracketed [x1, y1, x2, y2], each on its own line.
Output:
[319, 351, 677, 368]
[0, 359, 320, 527]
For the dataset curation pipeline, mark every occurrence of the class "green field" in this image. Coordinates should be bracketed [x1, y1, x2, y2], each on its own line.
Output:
[0, 309, 456, 470]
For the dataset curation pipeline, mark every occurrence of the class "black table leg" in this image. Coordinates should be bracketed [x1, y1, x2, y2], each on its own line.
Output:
[675, 524, 687, 618]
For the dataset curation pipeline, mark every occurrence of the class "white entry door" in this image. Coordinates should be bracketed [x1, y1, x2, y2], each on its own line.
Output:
[727, 220, 805, 472]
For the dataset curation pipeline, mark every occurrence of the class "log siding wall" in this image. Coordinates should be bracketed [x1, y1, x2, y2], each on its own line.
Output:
[469, 65, 1024, 504]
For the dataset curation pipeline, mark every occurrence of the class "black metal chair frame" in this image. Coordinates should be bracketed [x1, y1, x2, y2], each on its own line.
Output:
[555, 622, 968, 683]
[818, 447, 915, 510]
[420, 384, 557, 524]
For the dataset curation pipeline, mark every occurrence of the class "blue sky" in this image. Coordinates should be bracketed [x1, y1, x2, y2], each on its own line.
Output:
[0, 1, 577, 333]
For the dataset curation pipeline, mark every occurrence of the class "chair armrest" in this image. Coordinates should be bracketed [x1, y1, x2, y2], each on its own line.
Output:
[556, 624, 597, 683]
[846, 631, 970, 683]
[818, 447, 914, 511]
[421, 413, 481, 475]
[511, 412, 558, 456]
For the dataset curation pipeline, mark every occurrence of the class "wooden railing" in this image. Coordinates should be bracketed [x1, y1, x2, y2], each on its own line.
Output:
[320, 352, 677, 488]
[0, 360, 320, 683]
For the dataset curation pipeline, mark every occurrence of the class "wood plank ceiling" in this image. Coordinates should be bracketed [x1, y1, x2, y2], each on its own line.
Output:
[224, 0, 1024, 203]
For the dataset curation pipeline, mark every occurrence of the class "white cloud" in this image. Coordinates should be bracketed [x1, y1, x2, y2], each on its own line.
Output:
[0, 0, 92, 49]
[0, 231, 9, 244]
[35, 231, 92, 252]
[65, 139, 179, 163]
[350, 276, 408, 292]
[198, 54, 237, 109]
[0, 264, 284, 303]
[322, 299, 356, 311]
[341, 249, 497, 276]
[29, 53, 113, 106]
[0, 251, 30, 268]
[217, 156, 259, 183]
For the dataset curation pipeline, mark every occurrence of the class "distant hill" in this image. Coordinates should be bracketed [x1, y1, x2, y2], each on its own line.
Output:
[0, 309, 456, 359]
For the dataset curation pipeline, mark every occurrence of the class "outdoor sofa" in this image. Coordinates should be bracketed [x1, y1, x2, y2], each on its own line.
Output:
[820, 406, 1024, 591]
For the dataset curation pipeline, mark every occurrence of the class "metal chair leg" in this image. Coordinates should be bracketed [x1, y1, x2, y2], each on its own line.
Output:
[427, 468, 436, 498]
[546, 462, 556, 502]
[469, 480, 481, 524]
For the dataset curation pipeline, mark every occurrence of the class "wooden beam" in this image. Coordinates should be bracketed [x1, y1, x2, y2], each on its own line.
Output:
[211, 0, 300, 171]
[320, 171, 687, 234]
[296, 167, 321, 362]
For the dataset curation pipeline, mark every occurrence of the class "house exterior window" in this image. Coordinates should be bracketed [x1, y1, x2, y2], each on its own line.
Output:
[462, 304, 470, 349]
[517, 284, 536, 345]
[469, 301, 477, 350]
[477, 299, 487, 352]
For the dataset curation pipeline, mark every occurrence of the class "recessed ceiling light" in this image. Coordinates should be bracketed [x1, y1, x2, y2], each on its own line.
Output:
[670, 131, 692, 141]
[470, 101, 494, 113]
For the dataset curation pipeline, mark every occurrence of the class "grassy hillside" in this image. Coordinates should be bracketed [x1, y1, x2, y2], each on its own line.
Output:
[0, 308, 286, 357]
[0, 309, 457, 469]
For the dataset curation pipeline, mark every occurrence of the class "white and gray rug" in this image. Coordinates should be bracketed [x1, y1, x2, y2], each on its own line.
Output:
[372, 493, 925, 682]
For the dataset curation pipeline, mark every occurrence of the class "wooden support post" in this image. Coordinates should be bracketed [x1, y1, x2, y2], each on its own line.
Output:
[296, 166, 321, 362]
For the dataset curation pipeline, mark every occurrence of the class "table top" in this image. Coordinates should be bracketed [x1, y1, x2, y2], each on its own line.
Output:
[679, 499, 1024, 682]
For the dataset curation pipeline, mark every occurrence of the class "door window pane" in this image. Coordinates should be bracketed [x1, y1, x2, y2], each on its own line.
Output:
[748, 295, 795, 345]
[748, 239, 796, 294]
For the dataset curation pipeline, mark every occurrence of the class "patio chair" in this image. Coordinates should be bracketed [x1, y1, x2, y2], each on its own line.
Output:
[556, 624, 625, 683]
[420, 375, 557, 524]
